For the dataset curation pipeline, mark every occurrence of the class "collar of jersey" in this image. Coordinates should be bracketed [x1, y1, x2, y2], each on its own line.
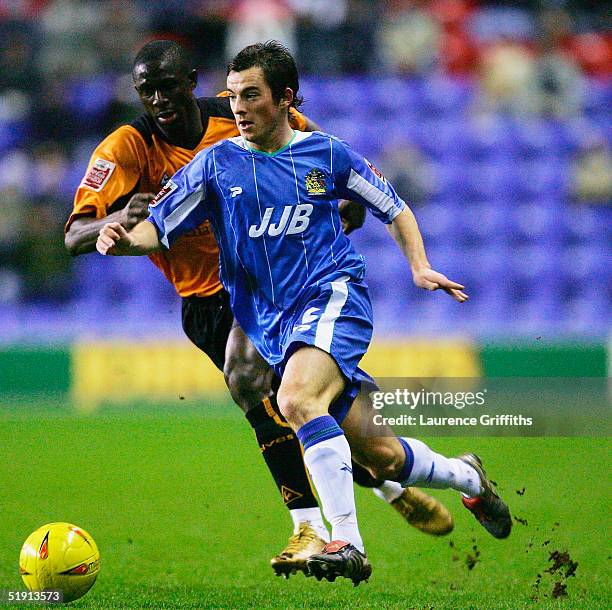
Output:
[242, 130, 297, 157]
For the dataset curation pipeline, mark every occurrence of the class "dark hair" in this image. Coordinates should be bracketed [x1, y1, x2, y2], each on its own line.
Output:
[132, 40, 192, 77]
[227, 40, 303, 110]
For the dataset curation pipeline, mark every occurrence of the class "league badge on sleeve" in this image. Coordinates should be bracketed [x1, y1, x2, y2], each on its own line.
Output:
[150, 180, 178, 207]
[365, 159, 387, 183]
[80, 158, 116, 191]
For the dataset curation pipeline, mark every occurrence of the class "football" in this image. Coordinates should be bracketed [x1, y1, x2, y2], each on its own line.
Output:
[19, 523, 100, 603]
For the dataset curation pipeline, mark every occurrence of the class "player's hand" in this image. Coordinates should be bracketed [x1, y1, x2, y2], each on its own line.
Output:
[413, 267, 469, 302]
[120, 193, 155, 229]
[339, 200, 366, 235]
[96, 222, 134, 256]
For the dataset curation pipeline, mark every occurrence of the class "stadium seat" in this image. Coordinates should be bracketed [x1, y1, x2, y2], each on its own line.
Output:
[0, 119, 28, 153]
[512, 118, 560, 159]
[65, 75, 115, 119]
[460, 116, 516, 160]
[508, 202, 564, 243]
[561, 205, 608, 242]
[467, 7, 536, 43]
[514, 158, 568, 199]
[421, 76, 474, 117]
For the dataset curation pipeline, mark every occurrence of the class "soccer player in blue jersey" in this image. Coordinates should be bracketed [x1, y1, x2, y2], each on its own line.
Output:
[97, 41, 512, 585]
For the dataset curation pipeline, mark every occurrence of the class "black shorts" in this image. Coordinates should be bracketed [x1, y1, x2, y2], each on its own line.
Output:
[181, 290, 234, 372]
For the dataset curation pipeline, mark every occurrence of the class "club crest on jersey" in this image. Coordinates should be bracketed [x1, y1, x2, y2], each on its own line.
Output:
[365, 159, 387, 183]
[305, 168, 327, 195]
[80, 158, 116, 192]
[150, 180, 178, 207]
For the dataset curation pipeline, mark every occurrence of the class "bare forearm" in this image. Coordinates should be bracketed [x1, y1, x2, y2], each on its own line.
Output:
[122, 220, 161, 255]
[65, 210, 126, 256]
[96, 219, 161, 256]
[387, 207, 430, 273]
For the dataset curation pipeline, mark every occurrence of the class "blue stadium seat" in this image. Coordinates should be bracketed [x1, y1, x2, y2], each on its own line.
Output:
[463, 159, 516, 199]
[561, 205, 608, 242]
[411, 117, 467, 160]
[508, 202, 564, 243]
[66, 75, 115, 119]
[514, 158, 568, 199]
[562, 291, 608, 334]
[512, 118, 560, 159]
[0, 119, 28, 153]
[421, 76, 474, 116]
[460, 202, 512, 244]
[460, 116, 516, 160]
[468, 7, 536, 43]
[561, 243, 608, 280]
[583, 80, 612, 117]
[368, 76, 421, 114]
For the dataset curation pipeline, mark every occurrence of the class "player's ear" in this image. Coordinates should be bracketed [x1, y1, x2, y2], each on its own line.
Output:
[280, 87, 294, 110]
[188, 69, 198, 90]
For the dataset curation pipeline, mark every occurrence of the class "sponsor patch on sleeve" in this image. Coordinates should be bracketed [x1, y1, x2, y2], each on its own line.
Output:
[365, 158, 387, 184]
[80, 158, 116, 192]
[149, 180, 178, 207]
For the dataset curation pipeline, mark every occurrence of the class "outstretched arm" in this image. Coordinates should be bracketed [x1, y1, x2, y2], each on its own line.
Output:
[65, 193, 155, 256]
[96, 220, 161, 256]
[388, 208, 468, 303]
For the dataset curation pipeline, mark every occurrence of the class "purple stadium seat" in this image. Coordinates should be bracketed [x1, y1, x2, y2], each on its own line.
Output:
[460, 115, 516, 160]
[66, 75, 115, 118]
[512, 119, 560, 159]
[460, 202, 513, 243]
[415, 202, 461, 245]
[368, 77, 421, 114]
[561, 205, 607, 242]
[0, 119, 28, 153]
[509, 202, 564, 242]
[514, 158, 569, 199]
[421, 76, 474, 116]
[468, 7, 536, 43]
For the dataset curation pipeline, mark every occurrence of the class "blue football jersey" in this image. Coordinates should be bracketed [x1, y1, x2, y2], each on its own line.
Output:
[147, 130, 406, 363]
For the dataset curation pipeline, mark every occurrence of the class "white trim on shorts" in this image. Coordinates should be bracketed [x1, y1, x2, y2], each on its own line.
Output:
[314, 276, 350, 353]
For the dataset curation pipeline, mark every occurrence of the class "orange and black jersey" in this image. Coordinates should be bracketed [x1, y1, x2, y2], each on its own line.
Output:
[68, 96, 308, 297]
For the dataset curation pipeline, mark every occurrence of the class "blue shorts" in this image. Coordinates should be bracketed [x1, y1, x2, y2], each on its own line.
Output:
[273, 276, 374, 423]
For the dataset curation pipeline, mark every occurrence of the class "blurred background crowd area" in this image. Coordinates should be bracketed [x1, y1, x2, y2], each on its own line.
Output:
[0, 0, 610, 339]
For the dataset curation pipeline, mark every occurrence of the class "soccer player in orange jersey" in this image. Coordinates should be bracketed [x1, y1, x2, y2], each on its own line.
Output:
[65, 40, 453, 576]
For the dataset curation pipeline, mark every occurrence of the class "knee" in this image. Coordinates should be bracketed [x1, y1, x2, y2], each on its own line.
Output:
[224, 356, 269, 410]
[276, 384, 313, 428]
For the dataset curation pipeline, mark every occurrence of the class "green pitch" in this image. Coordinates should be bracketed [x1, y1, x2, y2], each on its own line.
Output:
[0, 400, 609, 609]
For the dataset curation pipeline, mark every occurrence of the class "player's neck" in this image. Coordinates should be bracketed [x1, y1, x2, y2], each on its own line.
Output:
[160, 100, 204, 150]
[248, 122, 295, 154]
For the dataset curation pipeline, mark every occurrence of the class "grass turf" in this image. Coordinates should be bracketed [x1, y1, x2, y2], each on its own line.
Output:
[0, 400, 609, 609]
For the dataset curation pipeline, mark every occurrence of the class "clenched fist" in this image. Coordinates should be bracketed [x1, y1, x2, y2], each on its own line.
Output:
[120, 193, 155, 230]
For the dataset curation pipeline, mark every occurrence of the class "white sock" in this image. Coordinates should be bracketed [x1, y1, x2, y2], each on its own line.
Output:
[289, 507, 329, 541]
[372, 480, 404, 503]
[401, 437, 482, 497]
[303, 434, 364, 553]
